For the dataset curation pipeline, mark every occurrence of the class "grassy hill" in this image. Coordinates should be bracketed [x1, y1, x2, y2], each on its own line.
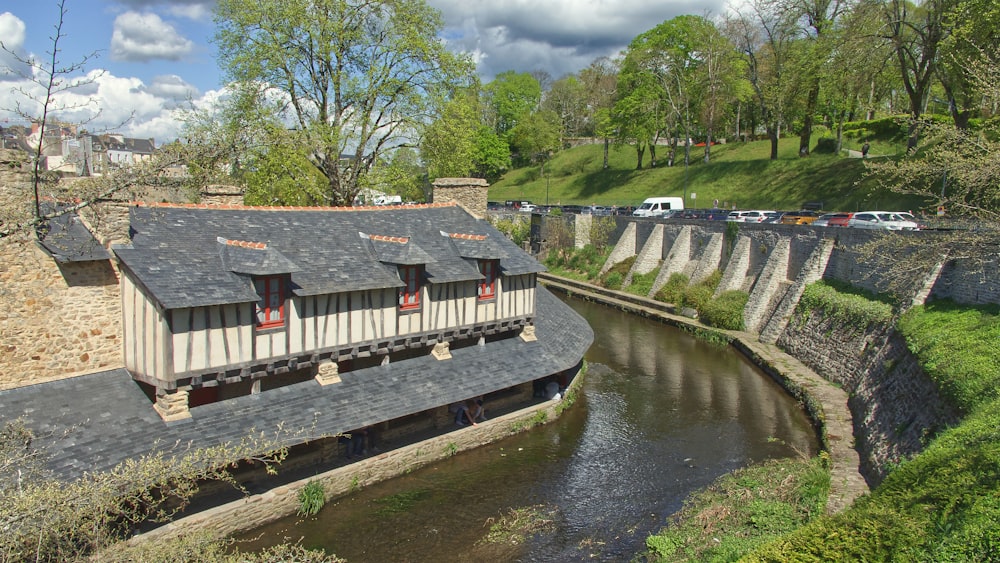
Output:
[488, 137, 929, 213]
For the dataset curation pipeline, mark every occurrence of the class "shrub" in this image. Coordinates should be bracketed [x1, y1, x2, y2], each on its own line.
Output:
[797, 280, 895, 330]
[626, 269, 658, 297]
[681, 270, 722, 311]
[700, 290, 749, 330]
[603, 271, 623, 290]
[298, 480, 326, 516]
[655, 273, 690, 304]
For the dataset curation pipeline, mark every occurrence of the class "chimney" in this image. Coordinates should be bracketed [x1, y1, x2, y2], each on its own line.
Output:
[430, 178, 489, 219]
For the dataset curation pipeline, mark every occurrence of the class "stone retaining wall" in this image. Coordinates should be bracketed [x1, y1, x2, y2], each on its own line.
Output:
[777, 313, 959, 485]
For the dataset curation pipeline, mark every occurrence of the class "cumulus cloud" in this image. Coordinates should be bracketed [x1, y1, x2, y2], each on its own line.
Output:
[111, 11, 194, 62]
[0, 12, 32, 81]
[145, 74, 200, 101]
[114, 0, 214, 21]
[428, 0, 730, 80]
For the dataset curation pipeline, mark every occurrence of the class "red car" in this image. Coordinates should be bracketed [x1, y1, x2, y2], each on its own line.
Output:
[814, 212, 854, 227]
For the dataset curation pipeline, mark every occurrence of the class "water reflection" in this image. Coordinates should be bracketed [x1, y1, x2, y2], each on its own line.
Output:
[236, 294, 818, 561]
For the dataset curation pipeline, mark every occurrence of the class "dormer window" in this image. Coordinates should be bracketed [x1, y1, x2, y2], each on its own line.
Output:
[254, 275, 286, 328]
[478, 259, 498, 300]
[399, 265, 422, 311]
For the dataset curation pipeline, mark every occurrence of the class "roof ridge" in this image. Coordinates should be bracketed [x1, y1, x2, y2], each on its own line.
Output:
[444, 232, 488, 241]
[368, 234, 410, 244]
[134, 202, 458, 212]
[216, 236, 267, 250]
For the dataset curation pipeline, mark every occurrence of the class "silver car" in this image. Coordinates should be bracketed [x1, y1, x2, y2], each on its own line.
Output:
[847, 211, 920, 231]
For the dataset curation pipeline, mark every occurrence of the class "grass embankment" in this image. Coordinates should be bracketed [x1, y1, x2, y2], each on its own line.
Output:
[489, 137, 926, 213]
[644, 294, 1000, 561]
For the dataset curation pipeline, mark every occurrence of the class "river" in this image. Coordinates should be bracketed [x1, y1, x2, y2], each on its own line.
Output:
[235, 293, 818, 561]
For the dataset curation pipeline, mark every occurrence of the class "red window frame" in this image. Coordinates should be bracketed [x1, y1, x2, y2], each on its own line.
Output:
[254, 275, 286, 329]
[478, 259, 498, 300]
[399, 265, 422, 311]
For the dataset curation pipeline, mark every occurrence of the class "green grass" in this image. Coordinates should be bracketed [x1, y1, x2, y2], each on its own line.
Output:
[643, 457, 830, 562]
[797, 280, 897, 330]
[740, 297, 1000, 562]
[489, 137, 930, 213]
[897, 300, 1000, 415]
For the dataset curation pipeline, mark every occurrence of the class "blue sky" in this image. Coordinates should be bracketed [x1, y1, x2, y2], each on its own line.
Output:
[2, 0, 730, 145]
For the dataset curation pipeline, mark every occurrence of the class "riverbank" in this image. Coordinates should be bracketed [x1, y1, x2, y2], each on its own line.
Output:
[538, 272, 868, 514]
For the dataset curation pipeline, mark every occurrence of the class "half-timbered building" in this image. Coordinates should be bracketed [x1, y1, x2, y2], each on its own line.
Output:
[112, 202, 555, 421]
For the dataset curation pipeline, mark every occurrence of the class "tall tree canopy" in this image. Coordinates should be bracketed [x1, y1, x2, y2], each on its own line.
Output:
[482, 71, 542, 138]
[213, 0, 472, 206]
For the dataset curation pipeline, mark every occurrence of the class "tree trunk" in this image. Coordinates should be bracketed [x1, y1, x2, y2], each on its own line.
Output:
[768, 124, 779, 160]
[649, 143, 657, 167]
[799, 81, 820, 157]
[635, 144, 645, 169]
[703, 130, 712, 164]
[602, 137, 609, 169]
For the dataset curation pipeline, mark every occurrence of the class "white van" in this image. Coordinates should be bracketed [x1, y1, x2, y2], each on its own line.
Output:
[632, 197, 684, 218]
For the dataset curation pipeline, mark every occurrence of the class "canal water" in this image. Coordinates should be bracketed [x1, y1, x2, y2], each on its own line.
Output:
[235, 294, 818, 562]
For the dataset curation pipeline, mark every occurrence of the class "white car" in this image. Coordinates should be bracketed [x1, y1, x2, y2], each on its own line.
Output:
[741, 210, 778, 223]
[847, 211, 920, 231]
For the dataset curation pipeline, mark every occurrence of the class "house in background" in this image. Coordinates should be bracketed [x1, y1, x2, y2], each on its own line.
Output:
[112, 201, 561, 421]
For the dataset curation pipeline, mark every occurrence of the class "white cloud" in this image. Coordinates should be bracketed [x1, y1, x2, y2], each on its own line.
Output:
[111, 11, 194, 62]
[0, 12, 31, 80]
[114, 0, 215, 20]
[429, 0, 730, 80]
[145, 74, 200, 101]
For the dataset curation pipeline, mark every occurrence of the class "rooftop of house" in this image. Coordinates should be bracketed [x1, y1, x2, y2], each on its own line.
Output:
[0, 287, 592, 480]
[35, 203, 111, 263]
[113, 202, 546, 310]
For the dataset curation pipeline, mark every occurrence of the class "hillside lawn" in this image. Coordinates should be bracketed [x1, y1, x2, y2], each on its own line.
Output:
[488, 136, 928, 213]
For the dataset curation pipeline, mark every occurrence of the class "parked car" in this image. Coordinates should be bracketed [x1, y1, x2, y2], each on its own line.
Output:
[519, 204, 539, 213]
[561, 205, 585, 214]
[727, 210, 751, 222]
[780, 210, 822, 225]
[848, 211, 920, 231]
[761, 211, 787, 224]
[813, 212, 853, 227]
[742, 210, 778, 223]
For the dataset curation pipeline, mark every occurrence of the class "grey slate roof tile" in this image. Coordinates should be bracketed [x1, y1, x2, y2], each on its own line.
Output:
[113, 204, 543, 310]
[36, 203, 111, 263]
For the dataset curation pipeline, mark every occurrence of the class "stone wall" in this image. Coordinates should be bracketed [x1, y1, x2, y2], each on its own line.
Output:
[0, 238, 122, 389]
[777, 313, 959, 485]
[592, 216, 1000, 307]
[431, 178, 489, 218]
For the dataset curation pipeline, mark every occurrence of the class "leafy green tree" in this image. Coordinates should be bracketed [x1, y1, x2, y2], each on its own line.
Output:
[422, 89, 480, 179]
[690, 20, 750, 162]
[773, 0, 854, 156]
[507, 110, 562, 166]
[213, 0, 473, 206]
[472, 125, 512, 181]
[483, 71, 542, 137]
[879, 0, 960, 148]
[938, 0, 1000, 128]
[579, 56, 620, 168]
[725, 0, 802, 160]
[366, 147, 427, 203]
[542, 74, 589, 138]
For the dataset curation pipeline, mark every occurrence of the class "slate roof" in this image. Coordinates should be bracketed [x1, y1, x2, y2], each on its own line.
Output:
[0, 287, 592, 481]
[35, 203, 111, 263]
[113, 203, 545, 310]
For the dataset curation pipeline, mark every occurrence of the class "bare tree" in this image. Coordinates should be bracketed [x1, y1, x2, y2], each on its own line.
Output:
[0, 0, 106, 221]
